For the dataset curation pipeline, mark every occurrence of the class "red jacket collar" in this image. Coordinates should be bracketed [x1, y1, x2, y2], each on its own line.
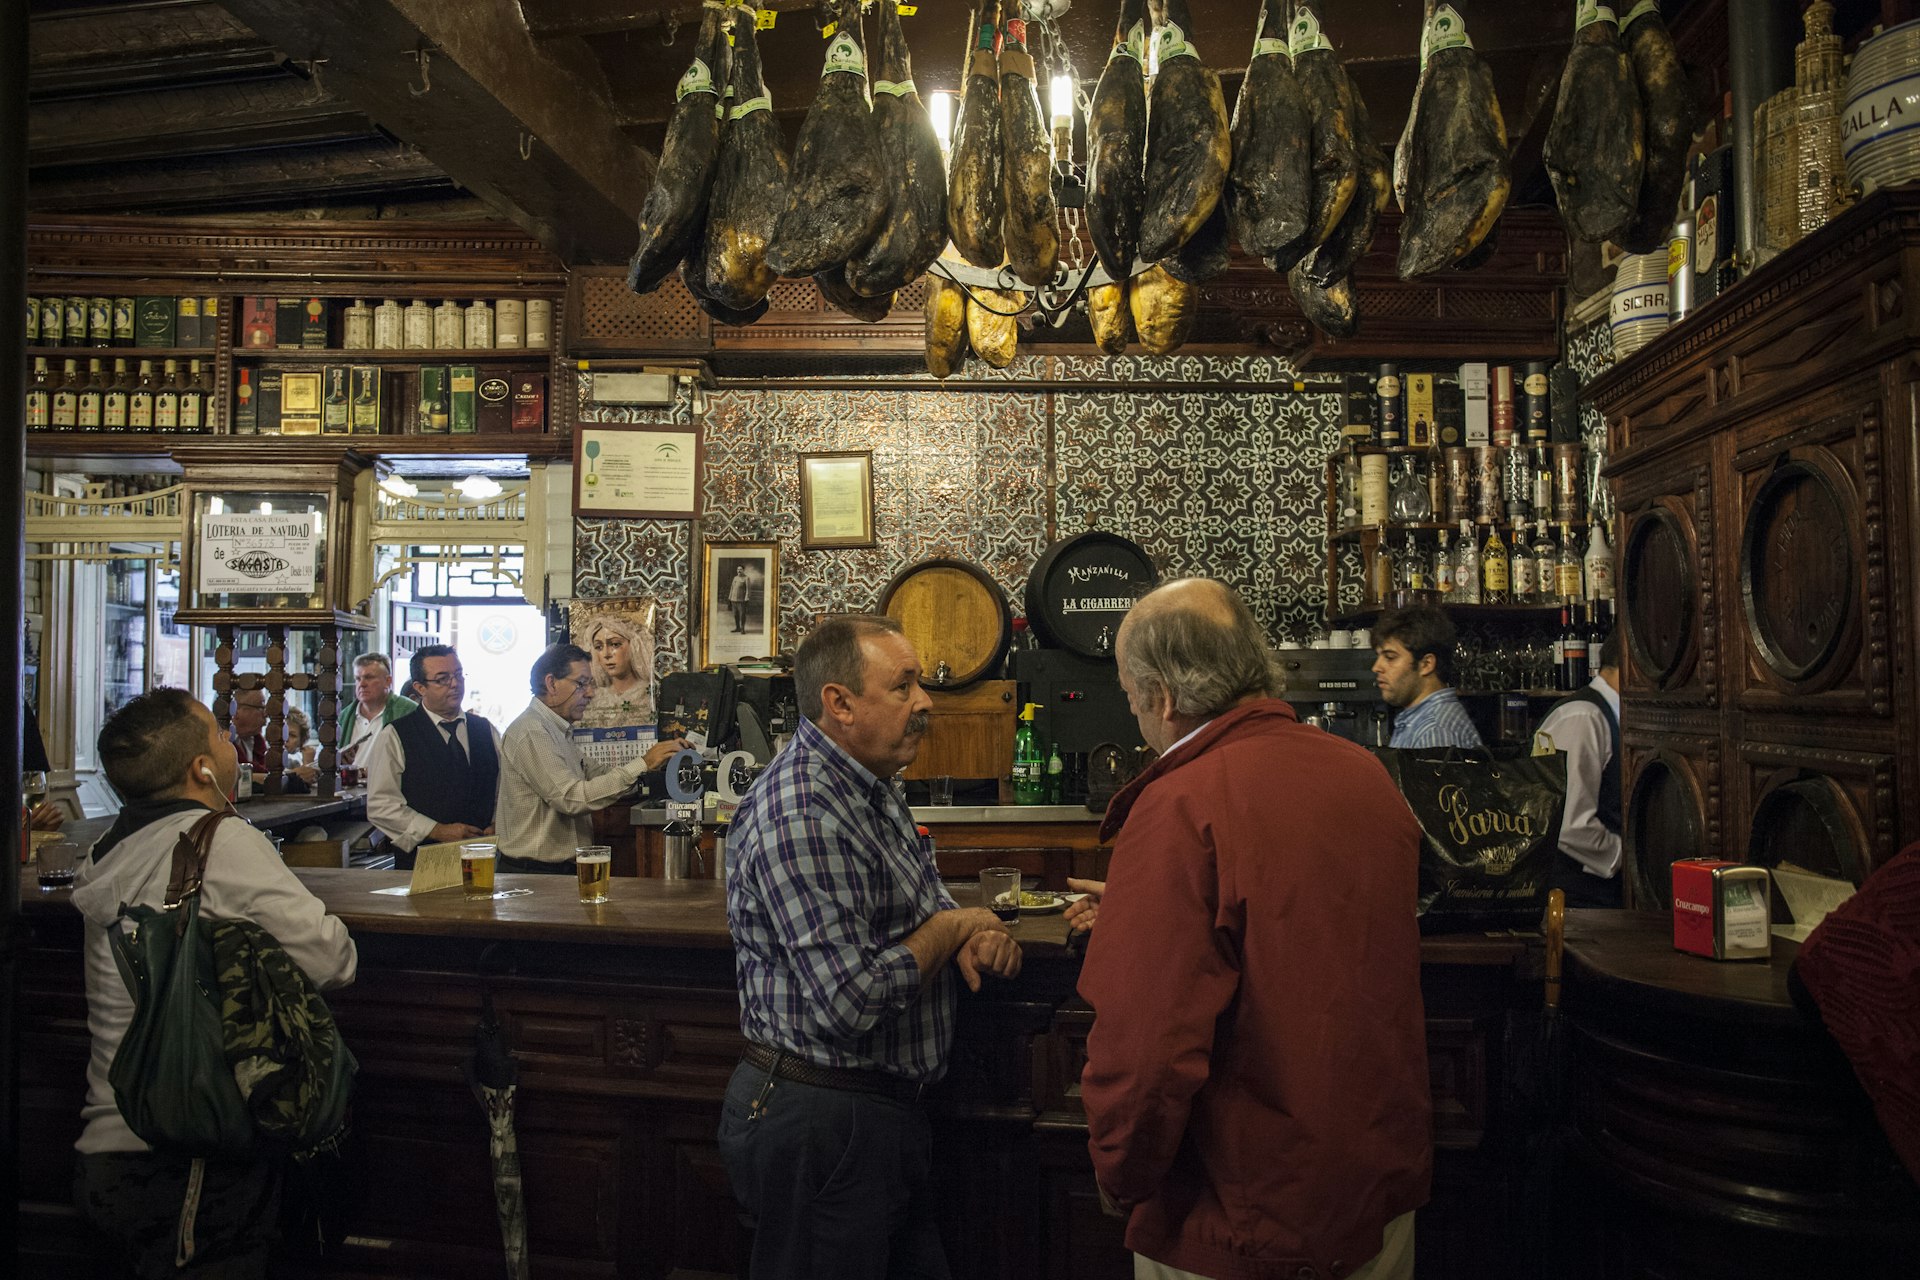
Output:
[1098, 699, 1298, 843]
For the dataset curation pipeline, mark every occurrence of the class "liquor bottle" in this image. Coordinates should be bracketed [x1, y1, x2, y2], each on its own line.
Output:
[1398, 530, 1427, 595]
[404, 298, 434, 349]
[1481, 522, 1510, 604]
[52, 359, 79, 428]
[1454, 520, 1481, 604]
[154, 358, 180, 430]
[1336, 438, 1362, 532]
[1427, 434, 1448, 525]
[64, 297, 86, 347]
[1556, 521, 1585, 605]
[1561, 605, 1590, 688]
[1012, 703, 1047, 805]
[435, 299, 464, 349]
[1504, 444, 1531, 525]
[103, 358, 129, 430]
[179, 359, 206, 432]
[1533, 521, 1559, 605]
[1584, 518, 1615, 602]
[39, 296, 63, 346]
[343, 299, 374, 350]
[1359, 453, 1389, 528]
[112, 296, 136, 346]
[1435, 528, 1455, 597]
[464, 298, 495, 350]
[234, 367, 256, 434]
[1531, 445, 1554, 523]
[1552, 606, 1571, 688]
[1375, 363, 1405, 447]
[25, 358, 51, 429]
[1369, 526, 1394, 605]
[373, 299, 403, 350]
[88, 297, 114, 348]
[1490, 366, 1515, 447]
[1521, 362, 1551, 442]
[129, 359, 156, 430]
[1510, 520, 1536, 604]
[1389, 455, 1432, 522]
[426, 373, 450, 433]
[77, 358, 105, 429]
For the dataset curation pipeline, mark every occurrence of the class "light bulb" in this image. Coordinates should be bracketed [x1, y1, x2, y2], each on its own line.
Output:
[1048, 74, 1074, 129]
[929, 91, 954, 151]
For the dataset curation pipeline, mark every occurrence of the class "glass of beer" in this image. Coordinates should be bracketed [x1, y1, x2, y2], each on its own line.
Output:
[460, 842, 497, 898]
[576, 844, 612, 904]
[980, 866, 1021, 924]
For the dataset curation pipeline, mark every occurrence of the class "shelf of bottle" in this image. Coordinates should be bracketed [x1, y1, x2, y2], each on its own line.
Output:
[231, 347, 552, 364]
[26, 430, 570, 460]
[1336, 518, 1589, 545]
[1329, 603, 1569, 628]
[26, 346, 216, 362]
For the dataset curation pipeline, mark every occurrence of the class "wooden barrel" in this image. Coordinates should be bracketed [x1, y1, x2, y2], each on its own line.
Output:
[1024, 532, 1159, 659]
[879, 559, 1011, 688]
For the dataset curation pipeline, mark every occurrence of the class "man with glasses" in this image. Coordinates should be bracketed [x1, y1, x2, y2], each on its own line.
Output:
[339, 653, 418, 769]
[362, 644, 502, 870]
[229, 688, 271, 781]
[495, 643, 689, 872]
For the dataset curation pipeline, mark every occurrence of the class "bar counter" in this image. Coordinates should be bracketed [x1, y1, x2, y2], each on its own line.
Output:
[17, 872, 1542, 1280]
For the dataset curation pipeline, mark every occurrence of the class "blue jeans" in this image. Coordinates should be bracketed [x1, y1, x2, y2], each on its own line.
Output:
[716, 1059, 949, 1280]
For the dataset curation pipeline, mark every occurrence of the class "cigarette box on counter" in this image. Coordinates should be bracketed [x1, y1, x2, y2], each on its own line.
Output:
[1672, 860, 1772, 960]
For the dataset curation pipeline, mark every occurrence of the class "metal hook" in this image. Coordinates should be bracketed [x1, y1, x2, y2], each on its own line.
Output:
[408, 46, 432, 97]
[519, 132, 534, 160]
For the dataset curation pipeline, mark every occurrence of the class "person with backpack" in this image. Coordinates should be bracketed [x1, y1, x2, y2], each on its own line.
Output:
[69, 687, 357, 1277]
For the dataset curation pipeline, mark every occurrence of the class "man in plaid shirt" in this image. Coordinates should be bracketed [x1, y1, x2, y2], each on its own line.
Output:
[719, 613, 1021, 1279]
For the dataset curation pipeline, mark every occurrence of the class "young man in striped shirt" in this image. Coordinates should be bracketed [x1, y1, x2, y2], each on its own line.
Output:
[1372, 605, 1484, 750]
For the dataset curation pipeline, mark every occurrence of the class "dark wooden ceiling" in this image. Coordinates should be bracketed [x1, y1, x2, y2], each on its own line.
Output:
[27, 0, 1757, 265]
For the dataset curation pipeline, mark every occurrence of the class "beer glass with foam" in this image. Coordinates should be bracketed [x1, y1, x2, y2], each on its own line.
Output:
[576, 844, 612, 903]
[461, 842, 497, 898]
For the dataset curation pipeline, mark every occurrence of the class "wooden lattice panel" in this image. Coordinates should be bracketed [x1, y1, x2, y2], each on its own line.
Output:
[567, 266, 711, 353]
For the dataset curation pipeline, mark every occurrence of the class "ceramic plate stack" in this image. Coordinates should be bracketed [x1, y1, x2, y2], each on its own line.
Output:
[1843, 20, 1920, 196]
[1610, 252, 1670, 359]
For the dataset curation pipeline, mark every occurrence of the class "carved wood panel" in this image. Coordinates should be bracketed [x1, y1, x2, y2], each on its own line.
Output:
[1616, 451, 1717, 709]
[1621, 736, 1719, 909]
[1738, 740, 1893, 888]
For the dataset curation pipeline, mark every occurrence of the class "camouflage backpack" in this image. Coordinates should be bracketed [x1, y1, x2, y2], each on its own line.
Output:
[109, 810, 356, 1157]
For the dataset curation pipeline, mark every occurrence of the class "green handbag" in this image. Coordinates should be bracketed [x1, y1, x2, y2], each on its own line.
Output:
[107, 810, 356, 1157]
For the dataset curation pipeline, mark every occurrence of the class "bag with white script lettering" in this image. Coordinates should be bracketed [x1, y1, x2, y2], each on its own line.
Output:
[1373, 746, 1567, 932]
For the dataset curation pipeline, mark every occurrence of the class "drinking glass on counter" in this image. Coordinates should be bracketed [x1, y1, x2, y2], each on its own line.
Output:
[576, 845, 612, 904]
[980, 866, 1021, 924]
[929, 775, 955, 806]
[461, 842, 497, 898]
[36, 839, 79, 890]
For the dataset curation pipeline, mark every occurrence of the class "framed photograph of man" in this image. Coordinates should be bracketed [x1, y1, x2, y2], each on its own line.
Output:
[702, 543, 778, 668]
[568, 597, 659, 730]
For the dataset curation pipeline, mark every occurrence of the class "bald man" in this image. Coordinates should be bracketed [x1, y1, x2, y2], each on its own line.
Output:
[1074, 579, 1432, 1280]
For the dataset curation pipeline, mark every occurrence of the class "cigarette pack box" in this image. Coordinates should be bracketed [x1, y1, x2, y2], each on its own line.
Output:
[477, 374, 513, 434]
[241, 297, 276, 349]
[511, 373, 547, 433]
[350, 366, 382, 434]
[174, 296, 201, 349]
[275, 297, 307, 350]
[322, 365, 352, 435]
[135, 297, 175, 348]
[279, 371, 322, 435]
[255, 370, 284, 435]
[449, 365, 477, 434]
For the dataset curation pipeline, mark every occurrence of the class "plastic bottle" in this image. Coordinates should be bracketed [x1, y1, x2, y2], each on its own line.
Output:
[1013, 703, 1047, 805]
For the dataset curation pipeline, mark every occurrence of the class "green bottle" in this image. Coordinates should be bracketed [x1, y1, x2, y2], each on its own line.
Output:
[1013, 703, 1047, 805]
[1045, 743, 1065, 805]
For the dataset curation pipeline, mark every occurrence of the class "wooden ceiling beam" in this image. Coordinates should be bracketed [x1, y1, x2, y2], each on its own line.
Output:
[216, 0, 654, 265]
[30, 75, 370, 168]
[519, 0, 818, 40]
[27, 136, 452, 214]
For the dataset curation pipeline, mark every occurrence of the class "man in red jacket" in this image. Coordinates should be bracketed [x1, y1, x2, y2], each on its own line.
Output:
[1078, 579, 1432, 1280]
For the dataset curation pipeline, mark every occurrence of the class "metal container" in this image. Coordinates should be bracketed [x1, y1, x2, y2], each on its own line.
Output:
[1666, 216, 1695, 324]
[1610, 251, 1670, 359]
[1843, 19, 1920, 196]
[660, 813, 705, 880]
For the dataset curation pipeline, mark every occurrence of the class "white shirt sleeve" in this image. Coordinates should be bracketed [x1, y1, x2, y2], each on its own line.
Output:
[201, 823, 357, 991]
[1538, 701, 1622, 879]
[501, 719, 638, 819]
[362, 724, 437, 852]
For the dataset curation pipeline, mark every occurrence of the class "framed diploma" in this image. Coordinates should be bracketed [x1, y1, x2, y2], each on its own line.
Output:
[799, 450, 875, 549]
[573, 422, 702, 519]
[702, 542, 779, 668]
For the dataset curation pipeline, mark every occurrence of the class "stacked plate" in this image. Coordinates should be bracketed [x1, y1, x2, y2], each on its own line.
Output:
[1610, 252, 1671, 360]
[1843, 19, 1920, 196]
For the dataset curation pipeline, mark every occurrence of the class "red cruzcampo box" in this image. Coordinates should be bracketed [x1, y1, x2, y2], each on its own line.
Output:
[1672, 859, 1772, 960]
[511, 373, 546, 433]
[241, 296, 276, 349]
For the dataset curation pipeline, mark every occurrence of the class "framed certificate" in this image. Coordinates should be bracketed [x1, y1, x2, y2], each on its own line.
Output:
[799, 450, 875, 549]
[703, 542, 779, 668]
[574, 422, 702, 519]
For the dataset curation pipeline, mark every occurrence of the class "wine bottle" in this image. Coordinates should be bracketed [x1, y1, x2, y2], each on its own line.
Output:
[25, 358, 51, 429]
[77, 358, 105, 429]
[103, 358, 130, 430]
[1562, 604, 1590, 688]
[52, 359, 79, 428]
[129, 359, 156, 430]
[1510, 520, 1535, 605]
[1481, 523, 1510, 604]
[1556, 521, 1585, 605]
[154, 358, 180, 430]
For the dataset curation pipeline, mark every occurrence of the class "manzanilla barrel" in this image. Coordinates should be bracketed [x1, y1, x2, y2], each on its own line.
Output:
[879, 558, 1011, 688]
[1842, 19, 1920, 196]
[1024, 531, 1160, 659]
[1610, 251, 1670, 359]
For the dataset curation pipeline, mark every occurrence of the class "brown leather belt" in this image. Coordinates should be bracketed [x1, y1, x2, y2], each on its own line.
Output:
[742, 1042, 928, 1103]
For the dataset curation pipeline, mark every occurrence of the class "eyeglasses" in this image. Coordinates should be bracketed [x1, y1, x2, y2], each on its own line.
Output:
[420, 672, 465, 688]
[570, 676, 595, 690]
[236, 700, 267, 711]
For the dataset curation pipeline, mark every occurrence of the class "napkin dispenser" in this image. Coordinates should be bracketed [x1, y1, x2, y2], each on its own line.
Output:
[1672, 860, 1772, 960]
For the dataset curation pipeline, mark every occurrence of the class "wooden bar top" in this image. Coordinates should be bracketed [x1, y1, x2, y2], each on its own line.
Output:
[1563, 909, 1802, 1023]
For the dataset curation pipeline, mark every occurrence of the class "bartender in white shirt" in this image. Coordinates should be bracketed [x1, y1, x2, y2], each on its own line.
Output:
[362, 645, 503, 870]
[495, 643, 688, 873]
[1536, 628, 1623, 908]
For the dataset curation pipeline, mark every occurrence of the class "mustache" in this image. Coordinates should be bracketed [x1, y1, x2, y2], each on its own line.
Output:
[906, 711, 930, 736]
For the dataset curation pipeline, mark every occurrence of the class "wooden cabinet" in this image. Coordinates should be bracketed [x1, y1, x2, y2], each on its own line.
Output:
[1591, 186, 1920, 902]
